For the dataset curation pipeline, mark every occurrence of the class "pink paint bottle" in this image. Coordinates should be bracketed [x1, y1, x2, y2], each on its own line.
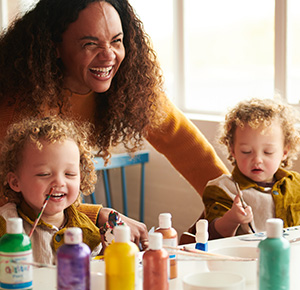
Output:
[143, 232, 169, 290]
[57, 227, 91, 290]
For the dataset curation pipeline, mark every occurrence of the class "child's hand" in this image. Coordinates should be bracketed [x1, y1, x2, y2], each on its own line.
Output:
[214, 195, 253, 237]
[229, 195, 253, 225]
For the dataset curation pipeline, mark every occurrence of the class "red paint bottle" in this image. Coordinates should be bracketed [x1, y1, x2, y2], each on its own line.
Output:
[143, 233, 169, 290]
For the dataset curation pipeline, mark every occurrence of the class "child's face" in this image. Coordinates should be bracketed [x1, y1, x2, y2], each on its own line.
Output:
[231, 119, 289, 183]
[8, 138, 81, 224]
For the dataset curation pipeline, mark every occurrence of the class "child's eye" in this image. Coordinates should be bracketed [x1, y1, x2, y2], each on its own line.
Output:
[36, 173, 50, 177]
[265, 152, 273, 155]
[65, 173, 77, 177]
[241, 151, 251, 154]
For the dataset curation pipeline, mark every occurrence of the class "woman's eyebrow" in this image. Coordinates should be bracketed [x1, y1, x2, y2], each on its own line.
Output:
[80, 32, 123, 41]
[80, 36, 99, 41]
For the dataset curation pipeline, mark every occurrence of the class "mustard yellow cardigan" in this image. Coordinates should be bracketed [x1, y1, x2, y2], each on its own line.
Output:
[0, 92, 229, 224]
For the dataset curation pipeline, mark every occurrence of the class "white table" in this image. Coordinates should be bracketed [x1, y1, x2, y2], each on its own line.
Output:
[34, 226, 300, 289]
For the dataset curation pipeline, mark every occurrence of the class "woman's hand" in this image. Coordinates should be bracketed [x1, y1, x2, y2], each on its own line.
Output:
[119, 212, 149, 250]
[98, 207, 149, 251]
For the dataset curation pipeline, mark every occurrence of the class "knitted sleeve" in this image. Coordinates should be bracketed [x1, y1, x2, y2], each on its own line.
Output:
[77, 204, 103, 225]
[202, 184, 233, 223]
[147, 95, 229, 197]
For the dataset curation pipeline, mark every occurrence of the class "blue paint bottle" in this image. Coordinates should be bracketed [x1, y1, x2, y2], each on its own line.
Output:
[195, 219, 208, 251]
[258, 218, 290, 290]
[57, 227, 91, 290]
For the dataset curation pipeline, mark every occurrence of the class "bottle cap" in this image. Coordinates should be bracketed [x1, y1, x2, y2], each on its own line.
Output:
[7, 218, 23, 234]
[195, 219, 209, 243]
[266, 218, 283, 238]
[64, 227, 82, 244]
[148, 232, 163, 250]
[158, 213, 172, 229]
[114, 225, 130, 243]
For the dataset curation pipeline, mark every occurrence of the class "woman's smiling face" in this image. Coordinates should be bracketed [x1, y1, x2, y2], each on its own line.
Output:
[56, 1, 125, 94]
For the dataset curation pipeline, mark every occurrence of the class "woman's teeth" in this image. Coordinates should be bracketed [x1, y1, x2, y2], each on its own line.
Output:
[90, 66, 112, 77]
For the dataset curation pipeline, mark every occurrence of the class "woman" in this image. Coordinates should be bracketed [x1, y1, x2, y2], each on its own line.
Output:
[0, 0, 229, 246]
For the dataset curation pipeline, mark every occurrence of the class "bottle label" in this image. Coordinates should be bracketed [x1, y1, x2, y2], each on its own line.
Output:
[0, 250, 33, 289]
[162, 237, 177, 259]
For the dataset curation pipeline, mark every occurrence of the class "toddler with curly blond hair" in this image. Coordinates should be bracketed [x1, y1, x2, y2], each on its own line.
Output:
[203, 98, 300, 239]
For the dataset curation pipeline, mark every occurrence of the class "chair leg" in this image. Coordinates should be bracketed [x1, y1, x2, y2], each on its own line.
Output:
[140, 163, 145, 222]
[103, 170, 112, 208]
[121, 167, 128, 216]
[90, 192, 97, 204]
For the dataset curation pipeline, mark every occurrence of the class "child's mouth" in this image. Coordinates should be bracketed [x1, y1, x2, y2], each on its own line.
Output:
[50, 193, 66, 199]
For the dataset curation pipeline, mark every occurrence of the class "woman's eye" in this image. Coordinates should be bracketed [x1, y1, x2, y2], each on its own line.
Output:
[83, 42, 97, 48]
[112, 38, 122, 43]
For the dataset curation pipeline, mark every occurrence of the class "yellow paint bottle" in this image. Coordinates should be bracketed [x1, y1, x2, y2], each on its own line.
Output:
[104, 225, 139, 290]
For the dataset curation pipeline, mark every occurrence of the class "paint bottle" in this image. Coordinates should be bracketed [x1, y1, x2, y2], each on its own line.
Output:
[143, 232, 169, 290]
[104, 225, 139, 290]
[258, 218, 290, 290]
[0, 217, 33, 290]
[155, 213, 178, 279]
[57, 227, 91, 290]
[195, 219, 208, 251]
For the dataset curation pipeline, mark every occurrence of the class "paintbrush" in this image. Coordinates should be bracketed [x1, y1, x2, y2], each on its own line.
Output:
[234, 181, 255, 234]
[163, 245, 257, 261]
[28, 188, 54, 238]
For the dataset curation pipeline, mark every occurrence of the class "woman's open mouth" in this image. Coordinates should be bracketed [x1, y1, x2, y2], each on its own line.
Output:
[89, 66, 112, 78]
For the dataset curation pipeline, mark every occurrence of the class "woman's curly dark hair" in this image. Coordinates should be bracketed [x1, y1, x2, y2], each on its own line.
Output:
[0, 0, 166, 160]
[219, 98, 300, 168]
[0, 116, 97, 206]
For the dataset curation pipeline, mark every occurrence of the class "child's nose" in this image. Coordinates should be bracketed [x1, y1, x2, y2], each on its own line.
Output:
[51, 174, 66, 188]
[253, 154, 263, 164]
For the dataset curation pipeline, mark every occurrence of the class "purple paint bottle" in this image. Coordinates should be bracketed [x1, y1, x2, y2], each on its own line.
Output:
[57, 227, 91, 290]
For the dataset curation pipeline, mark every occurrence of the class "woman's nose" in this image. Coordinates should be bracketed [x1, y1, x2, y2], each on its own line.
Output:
[97, 46, 115, 60]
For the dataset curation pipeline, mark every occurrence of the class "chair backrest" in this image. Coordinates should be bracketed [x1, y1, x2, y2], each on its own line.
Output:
[82, 151, 149, 222]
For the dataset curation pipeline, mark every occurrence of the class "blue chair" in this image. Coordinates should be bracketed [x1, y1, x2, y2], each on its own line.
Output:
[83, 151, 149, 222]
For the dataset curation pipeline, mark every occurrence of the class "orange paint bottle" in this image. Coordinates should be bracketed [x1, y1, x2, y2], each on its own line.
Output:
[155, 213, 178, 279]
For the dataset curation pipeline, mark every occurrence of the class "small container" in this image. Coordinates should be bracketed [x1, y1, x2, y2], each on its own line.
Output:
[143, 232, 169, 290]
[104, 225, 139, 290]
[258, 218, 290, 290]
[155, 213, 178, 279]
[195, 219, 208, 251]
[57, 227, 91, 290]
[0, 217, 33, 290]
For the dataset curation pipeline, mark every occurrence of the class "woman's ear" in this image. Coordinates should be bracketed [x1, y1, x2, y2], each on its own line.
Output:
[6, 172, 21, 192]
[56, 43, 61, 59]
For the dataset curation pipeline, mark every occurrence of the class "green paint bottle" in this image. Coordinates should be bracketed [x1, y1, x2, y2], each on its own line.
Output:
[0, 218, 33, 290]
[258, 218, 290, 290]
